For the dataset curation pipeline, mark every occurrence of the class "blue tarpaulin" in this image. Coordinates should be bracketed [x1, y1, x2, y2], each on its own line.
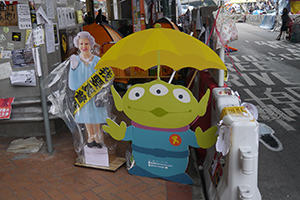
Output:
[259, 13, 276, 30]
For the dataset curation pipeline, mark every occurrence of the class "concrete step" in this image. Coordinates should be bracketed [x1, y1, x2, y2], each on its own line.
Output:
[12, 96, 42, 106]
[0, 96, 60, 137]
[0, 96, 57, 123]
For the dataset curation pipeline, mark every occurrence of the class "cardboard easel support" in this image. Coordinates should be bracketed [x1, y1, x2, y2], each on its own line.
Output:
[74, 157, 126, 171]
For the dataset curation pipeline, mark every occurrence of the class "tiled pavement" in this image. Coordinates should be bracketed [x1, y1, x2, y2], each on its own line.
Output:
[0, 126, 204, 200]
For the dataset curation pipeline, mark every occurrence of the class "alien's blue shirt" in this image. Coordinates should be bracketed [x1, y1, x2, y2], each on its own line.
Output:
[124, 121, 200, 177]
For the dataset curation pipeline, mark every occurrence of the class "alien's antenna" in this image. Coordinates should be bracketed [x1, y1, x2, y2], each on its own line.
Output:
[157, 49, 161, 80]
[168, 70, 176, 84]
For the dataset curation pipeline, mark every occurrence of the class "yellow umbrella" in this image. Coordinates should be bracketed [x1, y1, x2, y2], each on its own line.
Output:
[95, 24, 226, 73]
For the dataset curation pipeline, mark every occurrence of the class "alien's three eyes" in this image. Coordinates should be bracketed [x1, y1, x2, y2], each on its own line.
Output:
[128, 84, 191, 103]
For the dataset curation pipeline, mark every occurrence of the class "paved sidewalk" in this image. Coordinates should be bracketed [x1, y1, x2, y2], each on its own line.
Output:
[0, 126, 204, 200]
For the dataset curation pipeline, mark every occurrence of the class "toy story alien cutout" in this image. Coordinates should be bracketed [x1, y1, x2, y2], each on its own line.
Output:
[103, 79, 218, 184]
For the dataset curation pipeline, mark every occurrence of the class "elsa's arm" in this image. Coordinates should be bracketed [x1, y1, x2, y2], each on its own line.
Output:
[68, 55, 79, 91]
[70, 55, 79, 70]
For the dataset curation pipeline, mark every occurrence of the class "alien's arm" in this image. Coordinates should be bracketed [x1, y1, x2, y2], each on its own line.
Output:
[123, 125, 133, 141]
[195, 126, 218, 149]
[103, 118, 127, 141]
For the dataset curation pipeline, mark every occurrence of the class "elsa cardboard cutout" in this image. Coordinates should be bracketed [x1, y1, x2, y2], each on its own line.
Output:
[43, 31, 116, 167]
[69, 31, 108, 148]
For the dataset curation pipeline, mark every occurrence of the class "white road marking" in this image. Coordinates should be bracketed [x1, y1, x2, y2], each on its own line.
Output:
[225, 41, 300, 131]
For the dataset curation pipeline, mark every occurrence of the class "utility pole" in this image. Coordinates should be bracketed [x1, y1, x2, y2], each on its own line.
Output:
[29, 0, 53, 153]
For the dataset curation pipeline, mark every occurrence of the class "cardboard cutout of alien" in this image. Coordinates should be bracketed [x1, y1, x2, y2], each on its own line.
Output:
[103, 79, 217, 184]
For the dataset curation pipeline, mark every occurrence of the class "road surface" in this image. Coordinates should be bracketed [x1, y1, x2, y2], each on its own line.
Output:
[225, 22, 300, 200]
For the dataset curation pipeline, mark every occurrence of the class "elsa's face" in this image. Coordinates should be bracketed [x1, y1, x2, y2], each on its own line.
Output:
[78, 38, 91, 54]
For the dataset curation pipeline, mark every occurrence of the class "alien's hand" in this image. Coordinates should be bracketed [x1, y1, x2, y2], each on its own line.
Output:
[195, 126, 218, 149]
[103, 118, 126, 141]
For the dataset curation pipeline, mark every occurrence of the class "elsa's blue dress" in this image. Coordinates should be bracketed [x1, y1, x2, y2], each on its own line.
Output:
[68, 55, 108, 124]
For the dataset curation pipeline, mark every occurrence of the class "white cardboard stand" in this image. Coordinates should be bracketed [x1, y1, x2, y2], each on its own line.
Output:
[84, 145, 109, 167]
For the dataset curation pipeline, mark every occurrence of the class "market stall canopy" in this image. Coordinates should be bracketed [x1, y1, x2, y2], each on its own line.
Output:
[95, 24, 227, 72]
[83, 22, 129, 83]
[153, 17, 180, 31]
[83, 22, 123, 55]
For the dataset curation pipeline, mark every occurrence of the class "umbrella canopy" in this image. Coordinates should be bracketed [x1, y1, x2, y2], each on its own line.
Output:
[83, 22, 123, 56]
[153, 17, 180, 31]
[95, 24, 226, 72]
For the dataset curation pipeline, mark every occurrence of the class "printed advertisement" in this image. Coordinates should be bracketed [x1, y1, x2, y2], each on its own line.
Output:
[0, 98, 14, 120]
[17, 4, 32, 29]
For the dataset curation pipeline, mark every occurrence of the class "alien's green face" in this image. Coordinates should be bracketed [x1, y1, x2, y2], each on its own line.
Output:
[120, 79, 201, 128]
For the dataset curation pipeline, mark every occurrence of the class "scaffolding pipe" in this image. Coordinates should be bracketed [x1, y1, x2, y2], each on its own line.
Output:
[30, 1, 53, 153]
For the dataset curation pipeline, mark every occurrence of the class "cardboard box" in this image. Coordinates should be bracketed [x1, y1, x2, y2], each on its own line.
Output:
[84, 145, 109, 166]
[84, 132, 117, 167]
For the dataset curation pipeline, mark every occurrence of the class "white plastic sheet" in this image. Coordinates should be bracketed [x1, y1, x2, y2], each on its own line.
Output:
[213, 9, 238, 50]
[7, 137, 44, 154]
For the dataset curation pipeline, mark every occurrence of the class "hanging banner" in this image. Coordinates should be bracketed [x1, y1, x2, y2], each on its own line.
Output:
[29, 1, 37, 26]
[131, 0, 146, 32]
